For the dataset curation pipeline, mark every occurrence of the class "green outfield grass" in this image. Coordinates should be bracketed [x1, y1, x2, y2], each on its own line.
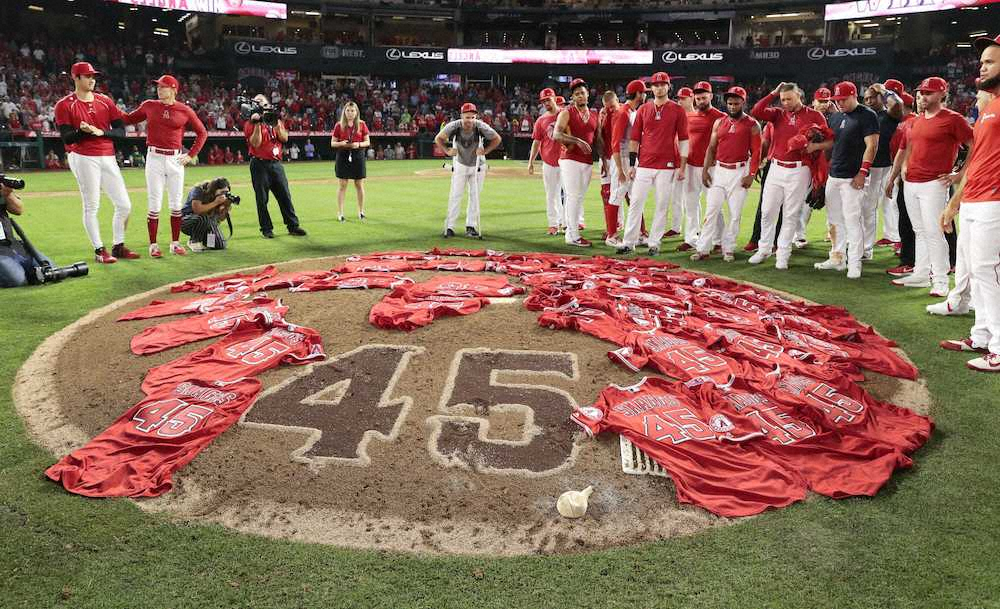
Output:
[2, 160, 998, 608]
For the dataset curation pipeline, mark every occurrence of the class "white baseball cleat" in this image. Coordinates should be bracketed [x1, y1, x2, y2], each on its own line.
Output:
[847, 265, 862, 279]
[605, 236, 623, 248]
[929, 285, 950, 298]
[148, 243, 162, 258]
[967, 353, 1000, 372]
[940, 338, 988, 353]
[927, 301, 970, 316]
[722, 253, 735, 262]
[170, 242, 186, 256]
[774, 257, 790, 270]
[793, 238, 808, 249]
[891, 275, 931, 288]
[747, 251, 769, 265]
[814, 258, 847, 271]
[187, 239, 205, 253]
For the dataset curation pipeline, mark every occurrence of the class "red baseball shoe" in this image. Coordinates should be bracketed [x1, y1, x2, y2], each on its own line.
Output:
[111, 244, 141, 260]
[94, 247, 117, 264]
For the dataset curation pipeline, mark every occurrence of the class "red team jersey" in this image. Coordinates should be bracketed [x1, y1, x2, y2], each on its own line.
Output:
[291, 272, 413, 293]
[686, 107, 726, 167]
[559, 106, 598, 165]
[531, 112, 562, 167]
[630, 99, 689, 169]
[751, 93, 829, 163]
[961, 95, 1000, 202]
[117, 290, 251, 321]
[46, 377, 262, 497]
[53, 92, 124, 156]
[610, 104, 637, 155]
[130, 297, 288, 355]
[715, 114, 763, 174]
[124, 99, 208, 156]
[171, 266, 278, 293]
[904, 108, 974, 183]
[572, 377, 805, 517]
[142, 316, 325, 392]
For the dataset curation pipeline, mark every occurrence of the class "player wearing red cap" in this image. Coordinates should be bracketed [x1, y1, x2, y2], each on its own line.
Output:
[435, 102, 502, 238]
[937, 34, 1000, 371]
[124, 75, 208, 258]
[691, 86, 761, 262]
[860, 82, 905, 254]
[528, 88, 565, 235]
[678, 81, 726, 252]
[893, 76, 974, 296]
[608, 80, 649, 246]
[813, 81, 880, 279]
[54, 62, 136, 263]
[617, 72, 689, 255]
[554, 78, 601, 247]
[750, 82, 832, 269]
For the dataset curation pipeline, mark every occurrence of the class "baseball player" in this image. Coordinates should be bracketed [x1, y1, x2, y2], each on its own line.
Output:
[866, 79, 907, 249]
[794, 87, 836, 249]
[750, 82, 831, 269]
[678, 81, 725, 252]
[528, 88, 564, 235]
[691, 86, 761, 262]
[55, 62, 136, 263]
[553, 78, 601, 247]
[434, 103, 501, 238]
[667, 86, 695, 239]
[938, 34, 1000, 372]
[813, 81, 880, 279]
[609, 79, 650, 247]
[124, 75, 207, 258]
[599, 90, 621, 244]
[893, 76, 974, 296]
[617, 71, 689, 256]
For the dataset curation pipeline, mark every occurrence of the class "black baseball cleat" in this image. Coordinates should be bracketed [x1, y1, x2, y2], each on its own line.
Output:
[443, 228, 455, 238]
[465, 226, 481, 238]
[262, 230, 275, 239]
[288, 226, 307, 236]
[616, 246, 634, 255]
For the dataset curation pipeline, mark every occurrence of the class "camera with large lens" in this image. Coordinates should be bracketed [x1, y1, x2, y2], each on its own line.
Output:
[0, 174, 26, 190]
[224, 192, 240, 205]
[31, 261, 89, 284]
[236, 96, 278, 125]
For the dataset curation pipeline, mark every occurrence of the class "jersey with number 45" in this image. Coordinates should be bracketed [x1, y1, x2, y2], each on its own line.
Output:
[46, 377, 262, 497]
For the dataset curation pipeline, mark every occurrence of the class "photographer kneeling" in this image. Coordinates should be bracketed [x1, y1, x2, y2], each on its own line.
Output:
[0, 184, 55, 288]
[180, 177, 237, 252]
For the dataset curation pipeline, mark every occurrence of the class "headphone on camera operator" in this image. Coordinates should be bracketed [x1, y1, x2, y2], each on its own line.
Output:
[0, 175, 88, 288]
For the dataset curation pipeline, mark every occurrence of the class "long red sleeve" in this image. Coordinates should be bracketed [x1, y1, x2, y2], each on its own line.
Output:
[749, 128, 762, 176]
[751, 92, 780, 123]
[124, 103, 148, 126]
[186, 105, 208, 157]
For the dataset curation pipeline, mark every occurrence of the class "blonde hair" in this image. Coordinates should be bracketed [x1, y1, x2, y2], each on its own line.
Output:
[338, 101, 363, 131]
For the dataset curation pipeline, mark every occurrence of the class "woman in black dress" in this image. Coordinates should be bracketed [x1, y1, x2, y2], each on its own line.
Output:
[331, 101, 371, 221]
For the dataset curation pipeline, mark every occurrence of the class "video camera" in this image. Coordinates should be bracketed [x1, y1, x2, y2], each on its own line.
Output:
[1, 175, 89, 285]
[236, 95, 278, 125]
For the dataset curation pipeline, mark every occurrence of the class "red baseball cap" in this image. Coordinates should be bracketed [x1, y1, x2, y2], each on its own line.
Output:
[676, 87, 693, 99]
[830, 81, 858, 100]
[883, 79, 905, 95]
[460, 102, 478, 114]
[539, 87, 556, 101]
[153, 74, 179, 89]
[972, 33, 1000, 52]
[650, 72, 671, 85]
[70, 62, 100, 77]
[900, 91, 915, 108]
[813, 87, 832, 102]
[723, 86, 747, 101]
[626, 79, 647, 95]
[569, 78, 588, 92]
[692, 81, 712, 93]
[555, 96, 566, 106]
[917, 76, 948, 93]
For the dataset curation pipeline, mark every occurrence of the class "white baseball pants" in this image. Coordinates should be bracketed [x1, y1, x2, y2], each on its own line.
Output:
[759, 163, 811, 262]
[559, 158, 592, 243]
[904, 179, 951, 291]
[610, 152, 631, 206]
[825, 176, 866, 269]
[961, 202, 1000, 354]
[67, 152, 132, 249]
[445, 160, 482, 231]
[623, 166, 674, 248]
[696, 165, 750, 255]
[541, 161, 564, 228]
[146, 150, 185, 216]
[864, 165, 897, 246]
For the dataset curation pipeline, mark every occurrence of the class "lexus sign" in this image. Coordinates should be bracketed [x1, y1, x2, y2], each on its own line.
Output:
[234, 41, 298, 56]
[661, 50, 724, 63]
[807, 47, 878, 60]
[385, 48, 445, 61]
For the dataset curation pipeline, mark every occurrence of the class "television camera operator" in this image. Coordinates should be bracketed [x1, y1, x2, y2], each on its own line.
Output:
[240, 94, 307, 239]
[0, 176, 87, 287]
[180, 177, 238, 252]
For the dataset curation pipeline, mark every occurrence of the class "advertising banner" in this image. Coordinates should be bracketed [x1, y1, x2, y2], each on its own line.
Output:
[446, 48, 653, 65]
[103, 0, 287, 19]
[825, 0, 1000, 21]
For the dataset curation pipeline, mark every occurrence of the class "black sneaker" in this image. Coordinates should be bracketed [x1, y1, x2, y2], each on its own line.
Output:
[262, 230, 275, 239]
[288, 226, 307, 236]
[647, 246, 660, 256]
[443, 228, 455, 238]
[465, 226, 480, 238]
[616, 246, 634, 255]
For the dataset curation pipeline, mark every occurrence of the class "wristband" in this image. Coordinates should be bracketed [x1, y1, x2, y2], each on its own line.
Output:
[629, 152, 637, 167]
[860, 160, 872, 176]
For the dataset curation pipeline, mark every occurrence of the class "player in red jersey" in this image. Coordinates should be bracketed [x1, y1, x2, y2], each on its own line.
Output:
[750, 82, 831, 269]
[894, 76, 974, 296]
[46, 377, 262, 497]
[142, 315, 325, 392]
[608, 80, 650, 247]
[691, 86, 761, 262]
[528, 88, 565, 235]
[124, 75, 208, 258]
[677, 81, 726, 252]
[617, 72, 690, 256]
[571, 376, 806, 517]
[938, 34, 1000, 371]
[54, 62, 136, 264]
[554, 78, 601, 247]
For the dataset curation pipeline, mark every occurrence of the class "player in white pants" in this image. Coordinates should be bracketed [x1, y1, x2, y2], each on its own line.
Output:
[66, 153, 132, 255]
[554, 79, 601, 247]
[528, 89, 564, 234]
[435, 103, 501, 238]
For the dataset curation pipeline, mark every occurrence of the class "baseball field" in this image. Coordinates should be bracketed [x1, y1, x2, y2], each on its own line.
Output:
[3, 159, 998, 608]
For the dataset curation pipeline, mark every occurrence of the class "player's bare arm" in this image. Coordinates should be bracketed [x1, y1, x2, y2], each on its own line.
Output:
[938, 136, 975, 186]
[702, 118, 721, 188]
[527, 140, 540, 174]
[853, 133, 880, 190]
[482, 134, 501, 157]
[554, 110, 590, 154]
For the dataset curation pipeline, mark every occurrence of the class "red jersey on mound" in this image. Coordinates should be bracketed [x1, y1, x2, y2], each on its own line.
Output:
[330, 259, 417, 274]
[398, 274, 525, 299]
[369, 294, 489, 331]
[251, 270, 330, 291]
[116, 289, 251, 321]
[130, 297, 288, 355]
[171, 266, 277, 294]
[46, 377, 261, 497]
[571, 377, 805, 517]
[411, 259, 488, 272]
[290, 272, 413, 292]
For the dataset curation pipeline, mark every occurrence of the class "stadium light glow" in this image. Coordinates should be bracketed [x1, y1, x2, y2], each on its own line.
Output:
[27, 5, 44, 11]
[765, 12, 806, 18]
